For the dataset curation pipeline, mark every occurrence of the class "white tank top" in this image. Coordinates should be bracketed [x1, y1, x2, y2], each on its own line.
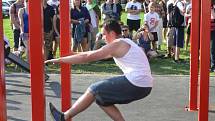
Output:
[113, 38, 153, 87]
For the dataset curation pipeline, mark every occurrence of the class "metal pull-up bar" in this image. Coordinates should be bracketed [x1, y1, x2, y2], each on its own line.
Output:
[198, 0, 211, 120]
[0, 1, 7, 121]
[59, 0, 71, 113]
[189, 0, 200, 111]
[28, 0, 71, 120]
[188, 0, 211, 121]
[0, 0, 212, 121]
[0, 0, 71, 120]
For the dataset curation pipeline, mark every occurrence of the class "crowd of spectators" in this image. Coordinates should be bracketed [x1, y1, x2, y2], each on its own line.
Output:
[5, 0, 215, 72]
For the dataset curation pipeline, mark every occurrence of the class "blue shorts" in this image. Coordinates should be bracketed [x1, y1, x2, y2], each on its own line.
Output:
[88, 76, 152, 106]
[174, 27, 184, 48]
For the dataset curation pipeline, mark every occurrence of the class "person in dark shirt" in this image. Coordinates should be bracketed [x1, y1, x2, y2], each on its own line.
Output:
[70, 0, 91, 52]
[43, 0, 55, 60]
[114, 0, 123, 21]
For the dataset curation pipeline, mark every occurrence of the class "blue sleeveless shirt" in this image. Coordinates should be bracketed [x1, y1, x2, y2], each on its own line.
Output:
[23, 9, 29, 33]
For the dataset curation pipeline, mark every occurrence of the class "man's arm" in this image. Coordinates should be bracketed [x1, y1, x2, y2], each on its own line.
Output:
[45, 41, 120, 64]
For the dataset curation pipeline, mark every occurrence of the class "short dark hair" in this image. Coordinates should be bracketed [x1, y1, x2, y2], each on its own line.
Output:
[102, 19, 122, 36]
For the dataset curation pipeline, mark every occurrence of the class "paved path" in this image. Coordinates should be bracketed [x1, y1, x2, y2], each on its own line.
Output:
[5, 73, 215, 121]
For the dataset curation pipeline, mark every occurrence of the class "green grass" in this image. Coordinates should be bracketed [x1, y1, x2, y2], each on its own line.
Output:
[3, 14, 214, 75]
[3, 18, 13, 45]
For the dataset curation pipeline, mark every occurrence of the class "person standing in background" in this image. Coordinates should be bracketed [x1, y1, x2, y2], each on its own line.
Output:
[47, 0, 60, 9]
[165, 0, 174, 58]
[101, 0, 120, 21]
[144, 2, 159, 50]
[173, 0, 186, 63]
[184, 1, 191, 51]
[125, 0, 142, 35]
[52, 5, 60, 58]
[159, 0, 168, 44]
[18, 0, 29, 61]
[143, 0, 150, 13]
[43, 0, 55, 60]
[70, 0, 91, 52]
[9, 0, 24, 52]
[86, 0, 101, 50]
[114, 0, 123, 21]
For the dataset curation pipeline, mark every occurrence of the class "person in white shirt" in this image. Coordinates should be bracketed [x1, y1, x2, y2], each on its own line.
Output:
[86, 0, 101, 50]
[144, 2, 159, 50]
[47, 0, 60, 9]
[46, 19, 153, 121]
[125, 0, 142, 35]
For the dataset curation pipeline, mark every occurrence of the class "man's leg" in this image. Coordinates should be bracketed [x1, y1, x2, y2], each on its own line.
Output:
[100, 105, 125, 121]
[64, 90, 95, 120]
[50, 90, 95, 121]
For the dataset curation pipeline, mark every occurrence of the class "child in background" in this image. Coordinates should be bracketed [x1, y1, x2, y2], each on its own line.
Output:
[144, 2, 159, 50]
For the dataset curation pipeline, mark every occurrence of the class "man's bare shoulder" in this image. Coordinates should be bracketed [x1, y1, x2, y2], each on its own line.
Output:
[103, 39, 128, 49]
[101, 39, 130, 58]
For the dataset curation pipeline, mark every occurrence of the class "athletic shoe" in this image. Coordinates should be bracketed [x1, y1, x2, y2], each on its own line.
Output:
[49, 102, 65, 121]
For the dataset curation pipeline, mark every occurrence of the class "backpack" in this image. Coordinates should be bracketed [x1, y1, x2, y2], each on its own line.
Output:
[168, 2, 184, 27]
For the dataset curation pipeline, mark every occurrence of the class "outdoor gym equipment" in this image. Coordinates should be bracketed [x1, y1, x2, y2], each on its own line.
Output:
[0, 0, 212, 121]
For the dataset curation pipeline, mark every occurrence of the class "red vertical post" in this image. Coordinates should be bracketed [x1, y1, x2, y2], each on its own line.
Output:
[29, 0, 46, 121]
[60, 0, 71, 113]
[0, 1, 7, 121]
[198, 0, 211, 121]
[188, 0, 200, 111]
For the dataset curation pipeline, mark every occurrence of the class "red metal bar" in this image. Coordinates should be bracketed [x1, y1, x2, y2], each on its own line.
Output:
[29, 0, 46, 121]
[0, 1, 7, 121]
[188, 0, 201, 111]
[198, 0, 211, 120]
[60, 0, 71, 113]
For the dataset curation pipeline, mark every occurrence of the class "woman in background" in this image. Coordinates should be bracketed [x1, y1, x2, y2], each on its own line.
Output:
[70, 0, 91, 52]
[52, 5, 60, 58]
[18, 0, 29, 61]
